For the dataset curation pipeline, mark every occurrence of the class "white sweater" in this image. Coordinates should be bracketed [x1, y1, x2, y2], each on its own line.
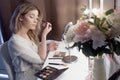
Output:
[8, 34, 43, 72]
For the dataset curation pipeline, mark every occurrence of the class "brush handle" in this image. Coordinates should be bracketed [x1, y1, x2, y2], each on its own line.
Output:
[48, 58, 62, 59]
[49, 63, 63, 65]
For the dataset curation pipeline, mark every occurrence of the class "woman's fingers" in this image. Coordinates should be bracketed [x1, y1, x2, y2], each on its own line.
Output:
[48, 41, 59, 51]
[42, 22, 52, 36]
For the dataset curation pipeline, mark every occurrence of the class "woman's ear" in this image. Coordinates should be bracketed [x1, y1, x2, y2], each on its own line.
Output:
[19, 15, 24, 21]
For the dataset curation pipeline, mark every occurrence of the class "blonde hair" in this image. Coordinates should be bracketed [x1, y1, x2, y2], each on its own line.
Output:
[10, 2, 41, 45]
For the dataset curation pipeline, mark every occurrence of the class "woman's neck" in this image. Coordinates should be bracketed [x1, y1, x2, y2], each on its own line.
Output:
[16, 28, 31, 41]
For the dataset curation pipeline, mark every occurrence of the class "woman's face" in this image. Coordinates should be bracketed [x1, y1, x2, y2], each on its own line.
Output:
[20, 10, 39, 30]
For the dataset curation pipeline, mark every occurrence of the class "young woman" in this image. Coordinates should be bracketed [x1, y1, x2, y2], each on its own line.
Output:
[8, 2, 58, 80]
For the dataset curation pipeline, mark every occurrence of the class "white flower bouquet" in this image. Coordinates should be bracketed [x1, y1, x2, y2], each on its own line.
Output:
[65, 9, 120, 57]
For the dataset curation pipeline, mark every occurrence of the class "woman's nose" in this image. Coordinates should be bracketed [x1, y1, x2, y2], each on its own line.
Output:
[34, 18, 38, 23]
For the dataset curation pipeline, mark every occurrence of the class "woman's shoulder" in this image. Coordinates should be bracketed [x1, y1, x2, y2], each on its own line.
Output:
[9, 34, 25, 41]
[8, 34, 29, 46]
[8, 34, 37, 49]
[9, 34, 29, 43]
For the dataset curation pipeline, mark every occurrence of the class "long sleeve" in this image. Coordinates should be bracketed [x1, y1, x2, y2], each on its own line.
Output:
[8, 34, 43, 65]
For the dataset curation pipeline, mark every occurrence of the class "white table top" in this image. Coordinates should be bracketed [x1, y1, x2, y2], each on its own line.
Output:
[38, 42, 89, 80]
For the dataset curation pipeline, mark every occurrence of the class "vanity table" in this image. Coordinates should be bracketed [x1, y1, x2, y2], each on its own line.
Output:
[37, 42, 89, 80]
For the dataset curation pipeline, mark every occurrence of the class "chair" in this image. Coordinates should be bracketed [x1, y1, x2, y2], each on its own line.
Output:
[0, 42, 15, 80]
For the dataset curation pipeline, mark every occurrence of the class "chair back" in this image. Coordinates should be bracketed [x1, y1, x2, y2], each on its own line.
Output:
[0, 42, 15, 80]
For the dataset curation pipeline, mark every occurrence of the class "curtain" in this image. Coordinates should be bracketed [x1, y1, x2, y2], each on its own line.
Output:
[40, 0, 89, 40]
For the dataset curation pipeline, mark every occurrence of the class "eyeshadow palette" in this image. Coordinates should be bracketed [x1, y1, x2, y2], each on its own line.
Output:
[35, 66, 68, 80]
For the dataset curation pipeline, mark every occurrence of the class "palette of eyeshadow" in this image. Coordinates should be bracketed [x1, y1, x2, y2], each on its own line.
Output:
[35, 66, 68, 80]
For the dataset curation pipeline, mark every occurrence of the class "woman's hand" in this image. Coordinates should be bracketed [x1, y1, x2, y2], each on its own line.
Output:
[47, 41, 59, 51]
[39, 22, 52, 60]
[42, 22, 52, 37]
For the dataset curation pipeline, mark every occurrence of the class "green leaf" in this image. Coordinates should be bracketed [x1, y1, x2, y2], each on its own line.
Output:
[100, 17, 106, 26]
[81, 40, 107, 57]
[82, 41, 95, 57]
[100, 27, 109, 33]
[114, 41, 120, 55]
[105, 9, 114, 16]
[71, 42, 82, 51]
[95, 18, 100, 26]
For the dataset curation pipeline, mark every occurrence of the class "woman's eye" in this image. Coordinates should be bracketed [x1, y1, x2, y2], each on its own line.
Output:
[30, 16, 34, 19]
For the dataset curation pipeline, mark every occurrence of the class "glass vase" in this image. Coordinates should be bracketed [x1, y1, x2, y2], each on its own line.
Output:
[92, 57, 106, 80]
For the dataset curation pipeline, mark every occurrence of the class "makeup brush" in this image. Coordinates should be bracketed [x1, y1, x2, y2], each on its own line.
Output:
[49, 63, 67, 66]
[48, 58, 62, 59]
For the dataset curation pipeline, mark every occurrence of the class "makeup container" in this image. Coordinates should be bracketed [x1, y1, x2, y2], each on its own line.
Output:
[35, 66, 68, 80]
